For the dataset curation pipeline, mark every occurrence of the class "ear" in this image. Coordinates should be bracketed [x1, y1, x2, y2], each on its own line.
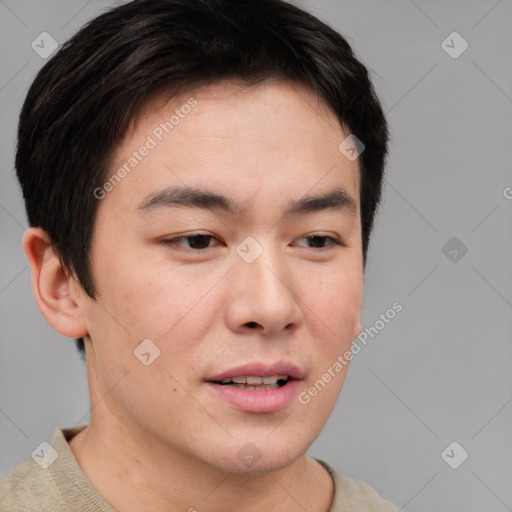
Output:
[22, 227, 88, 339]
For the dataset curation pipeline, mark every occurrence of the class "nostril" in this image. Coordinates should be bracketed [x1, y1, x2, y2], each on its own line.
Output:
[246, 321, 259, 328]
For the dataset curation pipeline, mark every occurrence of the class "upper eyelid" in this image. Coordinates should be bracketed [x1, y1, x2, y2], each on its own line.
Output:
[164, 232, 339, 240]
[162, 232, 342, 247]
[165, 231, 338, 238]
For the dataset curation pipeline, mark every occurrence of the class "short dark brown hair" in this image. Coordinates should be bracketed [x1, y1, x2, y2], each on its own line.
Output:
[16, 0, 389, 359]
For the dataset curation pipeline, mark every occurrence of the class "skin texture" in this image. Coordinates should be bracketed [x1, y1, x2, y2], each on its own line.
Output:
[24, 79, 364, 512]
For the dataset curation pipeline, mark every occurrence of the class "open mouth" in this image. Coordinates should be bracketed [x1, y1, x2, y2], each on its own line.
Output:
[205, 365, 303, 413]
[213, 375, 291, 391]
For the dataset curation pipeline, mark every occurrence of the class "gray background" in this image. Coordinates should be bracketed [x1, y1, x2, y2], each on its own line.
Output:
[1, 1, 511, 510]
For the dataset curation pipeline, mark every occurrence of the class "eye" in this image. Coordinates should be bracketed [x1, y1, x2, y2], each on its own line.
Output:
[160, 233, 343, 251]
[294, 234, 343, 249]
[161, 232, 221, 250]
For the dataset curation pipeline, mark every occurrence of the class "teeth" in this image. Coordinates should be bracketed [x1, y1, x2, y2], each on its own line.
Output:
[229, 383, 280, 391]
[218, 375, 289, 385]
[246, 376, 263, 385]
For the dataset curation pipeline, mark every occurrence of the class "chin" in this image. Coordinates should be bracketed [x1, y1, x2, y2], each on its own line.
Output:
[207, 435, 311, 475]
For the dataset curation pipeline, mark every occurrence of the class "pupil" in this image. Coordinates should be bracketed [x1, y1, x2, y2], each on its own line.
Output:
[189, 235, 210, 249]
[308, 236, 324, 248]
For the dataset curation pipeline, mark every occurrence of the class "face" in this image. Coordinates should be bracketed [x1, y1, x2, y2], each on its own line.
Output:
[81, 79, 363, 474]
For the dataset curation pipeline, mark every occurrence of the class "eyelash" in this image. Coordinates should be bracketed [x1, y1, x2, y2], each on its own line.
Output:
[160, 232, 344, 251]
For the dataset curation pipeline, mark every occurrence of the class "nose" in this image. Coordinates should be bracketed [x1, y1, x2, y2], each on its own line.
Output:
[224, 240, 303, 337]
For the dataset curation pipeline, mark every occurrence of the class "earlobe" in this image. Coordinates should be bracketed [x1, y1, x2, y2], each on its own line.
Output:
[22, 227, 88, 339]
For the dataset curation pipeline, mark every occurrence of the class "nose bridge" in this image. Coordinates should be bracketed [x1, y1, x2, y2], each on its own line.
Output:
[228, 234, 300, 332]
[238, 234, 289, 291]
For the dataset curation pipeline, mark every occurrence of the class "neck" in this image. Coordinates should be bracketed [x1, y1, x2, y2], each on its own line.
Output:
[68, 418, 334, 512]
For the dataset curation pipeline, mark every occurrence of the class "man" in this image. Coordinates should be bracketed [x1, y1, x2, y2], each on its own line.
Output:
[0, 0, 398, 510]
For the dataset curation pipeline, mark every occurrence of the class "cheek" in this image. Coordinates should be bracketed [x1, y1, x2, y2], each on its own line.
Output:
[309, 270, 363, 334]
[93, 249, 178, 331]
[117, 272, 215, 345]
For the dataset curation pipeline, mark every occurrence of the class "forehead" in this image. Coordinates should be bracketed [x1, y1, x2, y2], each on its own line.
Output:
[103, 79, 360, 216]
[141, 78, 341, 134]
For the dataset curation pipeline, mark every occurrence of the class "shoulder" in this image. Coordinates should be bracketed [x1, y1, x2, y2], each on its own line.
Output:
[1, 425, 115, 512]
[316, 459, 400, 512]
[0, 458, 53, 511]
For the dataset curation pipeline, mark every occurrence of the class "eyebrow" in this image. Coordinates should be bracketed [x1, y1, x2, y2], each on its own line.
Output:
[137, 185, 357, 218]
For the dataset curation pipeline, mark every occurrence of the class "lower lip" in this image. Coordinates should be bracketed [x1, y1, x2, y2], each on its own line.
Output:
[205, 379, 302, 413]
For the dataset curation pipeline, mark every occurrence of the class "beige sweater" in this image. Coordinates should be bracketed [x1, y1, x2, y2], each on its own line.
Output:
[0, 426, 399, 511]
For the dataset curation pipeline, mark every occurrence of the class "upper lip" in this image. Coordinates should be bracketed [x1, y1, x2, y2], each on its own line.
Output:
[205, 361, 304, 382]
